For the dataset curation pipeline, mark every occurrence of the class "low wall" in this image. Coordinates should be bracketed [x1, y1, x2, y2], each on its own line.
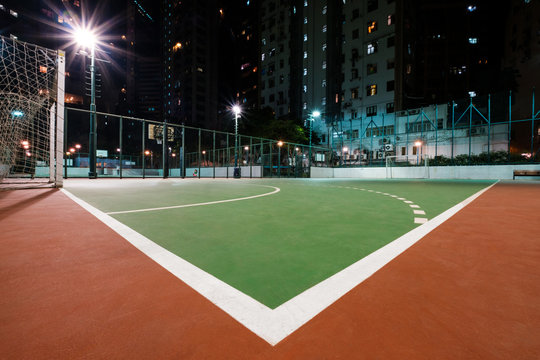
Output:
[311, 164, 540, 180]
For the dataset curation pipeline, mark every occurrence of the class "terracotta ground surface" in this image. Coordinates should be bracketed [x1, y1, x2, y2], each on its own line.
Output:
[1, 182, 539, 359]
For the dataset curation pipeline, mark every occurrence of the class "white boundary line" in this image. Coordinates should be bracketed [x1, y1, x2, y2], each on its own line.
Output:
[60, 181, 496, 346]
[106, 185, 280, 215]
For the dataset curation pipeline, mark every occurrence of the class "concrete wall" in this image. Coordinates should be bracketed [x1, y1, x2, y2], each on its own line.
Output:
[311, 164, 540, 180]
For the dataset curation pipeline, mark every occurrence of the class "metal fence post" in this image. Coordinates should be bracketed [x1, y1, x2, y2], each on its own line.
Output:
[119, 116, 123, 179]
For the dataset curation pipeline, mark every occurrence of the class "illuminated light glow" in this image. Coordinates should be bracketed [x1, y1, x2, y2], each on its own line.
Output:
[23, 145, 30, 150]
[20, 140, 29, 146]
[76, 144, 81, 149]
[312, 110, 321, 117]
[26, 151, 31, 157]
[144, 150, 150, 155]
[342, 147, 349, 152]
[414, 141, 422, 147]
[66, 152, 71, 156]
[244, 146, 249, 151]
[74, 27, 97, 48]
[232, 104, 241, 115]
[202, 150, 206, 155]
[277, 141, 284, 147]
[11, 110, 24, 117]
[69, 148, 76, 153]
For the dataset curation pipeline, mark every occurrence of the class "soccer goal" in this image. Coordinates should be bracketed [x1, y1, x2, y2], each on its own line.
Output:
[0, 36, 65, 188]
[385, 154, 430, 179]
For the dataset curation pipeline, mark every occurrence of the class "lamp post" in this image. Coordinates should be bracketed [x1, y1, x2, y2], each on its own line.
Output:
[75, 28, 97, 179]
[309, 111, 321, 171]
[232, 104, 241, 178]
[415, 141, 422, 165]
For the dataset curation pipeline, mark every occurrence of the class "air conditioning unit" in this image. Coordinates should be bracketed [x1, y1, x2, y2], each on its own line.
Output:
[384, 144, 394, 152]
[377, 151, 385, 159]
[383, 138, 388, 143]
[361, 153, 368, 160]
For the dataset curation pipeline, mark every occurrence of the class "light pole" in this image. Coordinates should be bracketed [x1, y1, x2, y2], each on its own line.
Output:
[309, 111, 321, 171]
[75, 28, 97, 179]
[232, 104, 241, 178]
[415, 141, 422, 165]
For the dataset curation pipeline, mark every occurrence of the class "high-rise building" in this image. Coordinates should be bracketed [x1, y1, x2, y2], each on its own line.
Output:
[162, 0, 219, 129]
[259, 0, 515, 155]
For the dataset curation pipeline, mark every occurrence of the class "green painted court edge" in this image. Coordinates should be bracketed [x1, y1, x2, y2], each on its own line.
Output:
[65, 179, 495, 308]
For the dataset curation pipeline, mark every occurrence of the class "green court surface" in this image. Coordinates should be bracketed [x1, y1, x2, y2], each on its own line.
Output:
[65, 179, 494, 308]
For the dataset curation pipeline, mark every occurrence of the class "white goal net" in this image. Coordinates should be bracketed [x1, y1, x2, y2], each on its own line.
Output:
[385, 154, 430, 179]
[0, 36, 65, 188]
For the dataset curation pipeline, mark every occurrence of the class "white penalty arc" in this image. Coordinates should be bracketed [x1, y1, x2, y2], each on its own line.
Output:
[106, 185, 280, 215]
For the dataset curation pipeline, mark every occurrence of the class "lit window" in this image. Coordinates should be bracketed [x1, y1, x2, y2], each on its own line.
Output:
[468, 37, 478, 44]
[387, 14, 395, 25]
[367, 42, 378, 54]
[303, 68, 307, 76]
[10, 9, 18, 17]
[304, 34, 308, 41]
[322, 25, 327, 32]
[367, 21, 377, 33]
[304, 0, 308, 6]
[322, 61, 326, 69]
[322, 79, 327, 87]
[322, 97, 326, 105]
[261, 53, 265, 61]
[304, 51, 308, 59]
[351, 88, 359, 99]
[303, 85, 307, 93]
[303, 102, 307, 109]
[322, 6, 327, 14]
[304, 17, 308, 24]
[366, 84, 377, 96]
[322, 43, 327, 51]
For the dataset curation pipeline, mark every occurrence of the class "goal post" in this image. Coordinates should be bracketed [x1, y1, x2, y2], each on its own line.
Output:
[385, 154, 430, 179]
[0, 36, 65, 188]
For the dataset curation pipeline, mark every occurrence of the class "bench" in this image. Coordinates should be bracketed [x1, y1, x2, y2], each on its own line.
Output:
[513, 170, 540, 180]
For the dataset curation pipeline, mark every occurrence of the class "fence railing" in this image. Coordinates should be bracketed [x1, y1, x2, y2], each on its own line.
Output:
[63, 107, 332, 179]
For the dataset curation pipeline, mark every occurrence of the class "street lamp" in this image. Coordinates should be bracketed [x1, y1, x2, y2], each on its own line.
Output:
[232, 104, 241, 178]
[309, 111, 321, 171]
[75, 27, 98, 179]
[414, 140, 422, 165]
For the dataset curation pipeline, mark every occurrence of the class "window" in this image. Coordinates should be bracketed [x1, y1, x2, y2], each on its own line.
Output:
[387, 58, 395, 69]
[303, 68, 307, 76]
[367, 0, 378, 12]
[304, 17, 308, 24]
[367, 63, 377, 74]
[366, 84, 377, 96]
[469, 37, 478, 44]
[387, 14, 395, 25]
[261, 96, 265, 105]
[386, 102, 394, 113]
[387, 36, 395, 47]
[322, 61, 327, 69]
[352, 29, 359, 39]
[303, 85, 307, 93]
[367, 105, 377, 116]
[367, 21, 377, 33]
[352, 9, 360, 20]
[269, 94, 275, 102]
[351, 88, 359, 99]
[304, 34, 308, 41]
[269, 78, 275, 88]
[304, 51, 308, 59]
[322, 24, 327, 33]
[351, 68, 359, 79]
[386, 80, 394, 91]
[322, 79, 327, 87]
[280, 75, 284, 84]
[322, 5, 327, 14]
[367, 42, 378, 54]
[322, 97, 326, 105]
[322, 43, 327, 51]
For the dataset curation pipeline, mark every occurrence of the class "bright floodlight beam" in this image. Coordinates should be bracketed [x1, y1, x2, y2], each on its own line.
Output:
[74, 27, 98, 178]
